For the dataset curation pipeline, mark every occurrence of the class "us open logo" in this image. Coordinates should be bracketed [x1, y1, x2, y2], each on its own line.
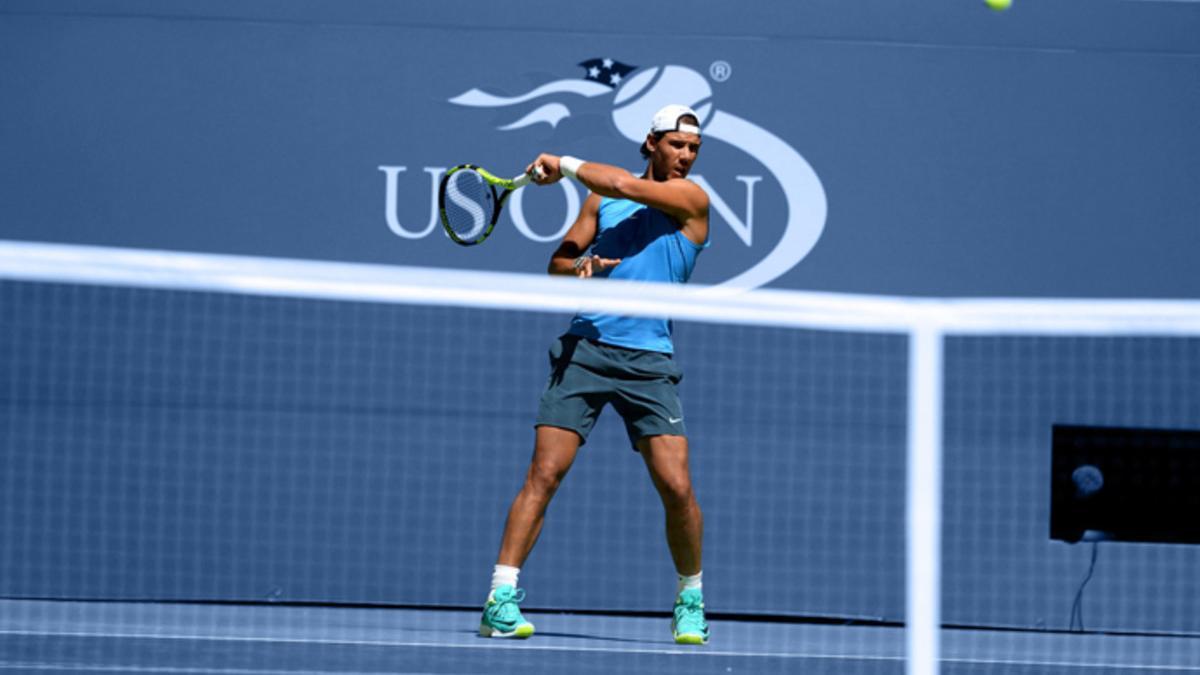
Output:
[380, 59, 827, 289]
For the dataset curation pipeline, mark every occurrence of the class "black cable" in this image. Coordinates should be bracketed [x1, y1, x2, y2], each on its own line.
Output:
[1069, 541, 1099, 632]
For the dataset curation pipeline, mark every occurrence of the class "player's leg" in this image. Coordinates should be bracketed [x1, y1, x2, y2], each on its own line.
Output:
[504, 336, 603, 569]
[606, 344, 709, 644]
[481, 335, 607, 638]
[481, 425, 580, 639]
[638, 434, 709, 645]
[497, 425, 581, 568]
[637, 434, 703, 576]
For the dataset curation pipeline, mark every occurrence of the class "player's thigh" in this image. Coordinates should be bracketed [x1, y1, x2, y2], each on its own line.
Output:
[637, 434, 695, 500]
[528, 424, 583, 486]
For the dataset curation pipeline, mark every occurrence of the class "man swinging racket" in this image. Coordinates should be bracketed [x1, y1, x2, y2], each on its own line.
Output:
[479, 104, 712, 645]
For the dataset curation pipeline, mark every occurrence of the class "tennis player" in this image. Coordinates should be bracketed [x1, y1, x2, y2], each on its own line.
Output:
[479, 105, 711, 645]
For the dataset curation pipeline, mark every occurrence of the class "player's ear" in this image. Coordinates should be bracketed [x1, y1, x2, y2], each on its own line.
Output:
[643, 134, 656, 155]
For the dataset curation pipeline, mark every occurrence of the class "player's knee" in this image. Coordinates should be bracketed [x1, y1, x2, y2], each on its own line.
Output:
[526, 463, 566, 498]
[657, 476, 695, 509]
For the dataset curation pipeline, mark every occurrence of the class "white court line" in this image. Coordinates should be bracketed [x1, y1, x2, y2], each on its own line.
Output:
[2, 629, 1199, 671]
[0, 627, 905, 662]
[4, 661, 1200, 675]
[0, 664, 436, 675]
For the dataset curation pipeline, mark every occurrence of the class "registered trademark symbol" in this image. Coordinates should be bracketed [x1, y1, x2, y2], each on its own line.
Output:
[709, 60, 732, 82]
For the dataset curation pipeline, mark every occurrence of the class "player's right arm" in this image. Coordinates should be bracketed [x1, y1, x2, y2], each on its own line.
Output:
[529, 154, 708, 246]
[547, 193, 621, 278]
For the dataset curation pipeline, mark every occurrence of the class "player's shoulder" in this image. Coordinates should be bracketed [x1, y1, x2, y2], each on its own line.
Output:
[677, 178, 710, 210]
[685, 177, 708, 192]
[669, 177, 707, 197]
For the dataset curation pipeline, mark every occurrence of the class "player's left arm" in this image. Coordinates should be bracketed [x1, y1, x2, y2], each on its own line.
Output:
[529, 155, 708, 246]
[547, 193, 622, 278]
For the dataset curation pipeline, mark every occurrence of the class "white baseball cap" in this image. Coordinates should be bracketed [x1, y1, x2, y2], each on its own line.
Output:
[650, 104, 701, 136]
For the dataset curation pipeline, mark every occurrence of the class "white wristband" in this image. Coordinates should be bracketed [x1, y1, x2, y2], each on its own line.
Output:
[559, 156, 585, 181]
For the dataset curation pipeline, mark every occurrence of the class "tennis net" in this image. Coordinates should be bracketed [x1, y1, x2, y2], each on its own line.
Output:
[2, 239, 1199, 675]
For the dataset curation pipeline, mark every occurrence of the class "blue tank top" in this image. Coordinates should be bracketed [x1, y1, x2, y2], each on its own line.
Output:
[567, 197, 708, 353]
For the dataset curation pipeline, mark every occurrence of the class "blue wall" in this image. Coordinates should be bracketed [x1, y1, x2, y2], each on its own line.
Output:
[2, 0, 1198, 295]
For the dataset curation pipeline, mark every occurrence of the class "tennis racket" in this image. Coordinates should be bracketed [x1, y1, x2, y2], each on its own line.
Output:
[438, 164, 543, 246]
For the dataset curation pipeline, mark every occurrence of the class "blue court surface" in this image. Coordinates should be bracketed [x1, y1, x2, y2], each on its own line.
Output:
[2, 599, 1197, 675]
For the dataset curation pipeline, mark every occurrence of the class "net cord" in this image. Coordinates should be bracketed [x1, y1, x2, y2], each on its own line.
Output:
[3, 240, 1199, 336]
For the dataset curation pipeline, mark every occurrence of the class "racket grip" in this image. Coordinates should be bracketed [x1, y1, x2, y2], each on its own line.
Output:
[512, 165, 545, 188]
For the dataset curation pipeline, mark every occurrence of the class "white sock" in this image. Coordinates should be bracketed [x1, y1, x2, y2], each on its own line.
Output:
[677, 571, 702, 594]
[491, 564, 520, 592]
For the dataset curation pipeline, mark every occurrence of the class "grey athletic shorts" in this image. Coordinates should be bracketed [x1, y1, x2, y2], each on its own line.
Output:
[535, 334, 686, 448]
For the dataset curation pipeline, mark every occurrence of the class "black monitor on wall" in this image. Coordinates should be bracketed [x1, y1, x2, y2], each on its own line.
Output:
[1050, 425, 1200, 545]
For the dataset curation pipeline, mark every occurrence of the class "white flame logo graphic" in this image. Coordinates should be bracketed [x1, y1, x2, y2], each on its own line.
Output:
[450, 62, 827, 290]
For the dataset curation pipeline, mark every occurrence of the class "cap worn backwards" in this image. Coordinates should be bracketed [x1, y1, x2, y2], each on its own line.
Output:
[651, 104, 701, 136]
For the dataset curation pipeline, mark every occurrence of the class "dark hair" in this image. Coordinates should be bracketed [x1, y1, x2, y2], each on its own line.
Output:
[639, 133, 664, 159]
[639, 114, 700, 159]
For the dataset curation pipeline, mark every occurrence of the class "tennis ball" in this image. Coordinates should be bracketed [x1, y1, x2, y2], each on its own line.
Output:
[985, 0, 1012, 11]
[611, 65, 712, 143]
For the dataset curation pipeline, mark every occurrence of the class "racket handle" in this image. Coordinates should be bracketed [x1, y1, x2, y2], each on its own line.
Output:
[512, 165, 545, 188]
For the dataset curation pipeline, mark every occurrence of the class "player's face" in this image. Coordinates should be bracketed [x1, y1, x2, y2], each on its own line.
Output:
[648, 131, 702, 180]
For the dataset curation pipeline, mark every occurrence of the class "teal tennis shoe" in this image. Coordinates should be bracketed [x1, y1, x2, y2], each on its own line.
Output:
[672, 588, 709, 645]
[479, 585, 535, 638]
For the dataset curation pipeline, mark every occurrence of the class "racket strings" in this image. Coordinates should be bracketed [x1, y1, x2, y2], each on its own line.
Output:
[443, 169, 497, 241]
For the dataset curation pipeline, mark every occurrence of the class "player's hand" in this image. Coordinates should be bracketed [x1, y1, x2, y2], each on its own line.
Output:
[527, 154, 562, 185]
[573, 255, 621, 278]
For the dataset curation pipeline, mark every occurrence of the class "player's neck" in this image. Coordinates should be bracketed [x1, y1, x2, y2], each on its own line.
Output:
[644, 164, 669, 183]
